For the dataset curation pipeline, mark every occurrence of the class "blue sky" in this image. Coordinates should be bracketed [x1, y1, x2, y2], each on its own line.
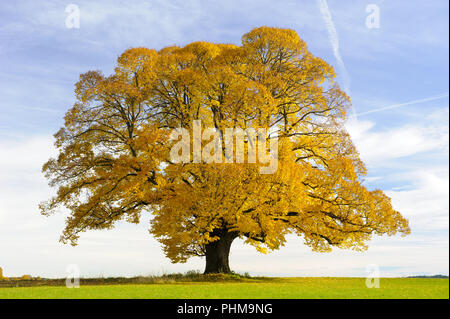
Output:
[0, 0, 448, 278]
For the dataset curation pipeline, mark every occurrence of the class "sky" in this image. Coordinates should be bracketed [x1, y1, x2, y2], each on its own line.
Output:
[0, 0, 448, 279]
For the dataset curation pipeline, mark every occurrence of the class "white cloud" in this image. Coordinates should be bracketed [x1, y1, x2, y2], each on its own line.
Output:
[346, 112, 448, 166]
[387, 169, 449, 232]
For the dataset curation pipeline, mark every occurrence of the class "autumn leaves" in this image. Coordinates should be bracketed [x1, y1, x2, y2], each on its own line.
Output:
[41, 27, 410, 272]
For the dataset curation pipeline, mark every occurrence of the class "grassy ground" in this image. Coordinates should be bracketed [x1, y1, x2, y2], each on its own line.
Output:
[0, 277, 448, 299]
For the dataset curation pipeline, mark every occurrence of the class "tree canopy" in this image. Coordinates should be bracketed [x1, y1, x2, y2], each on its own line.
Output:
[41, 26, 410, 273]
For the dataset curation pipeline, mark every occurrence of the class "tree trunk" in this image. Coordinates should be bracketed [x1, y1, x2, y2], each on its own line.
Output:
[204, 230, 237, 274]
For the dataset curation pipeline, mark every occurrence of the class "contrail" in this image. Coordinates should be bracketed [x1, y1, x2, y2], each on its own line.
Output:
[317, 0, 355, 118]
[351, 93, 449, 117]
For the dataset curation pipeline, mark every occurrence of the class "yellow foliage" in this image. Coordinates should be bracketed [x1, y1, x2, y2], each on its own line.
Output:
[41, 27, 410, 263]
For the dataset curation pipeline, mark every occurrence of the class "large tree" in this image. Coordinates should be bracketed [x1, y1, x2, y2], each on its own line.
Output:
[41, 27, 410, 274]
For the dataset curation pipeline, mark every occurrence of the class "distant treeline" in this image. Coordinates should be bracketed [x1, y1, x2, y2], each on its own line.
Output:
[407, 275, 449, 278]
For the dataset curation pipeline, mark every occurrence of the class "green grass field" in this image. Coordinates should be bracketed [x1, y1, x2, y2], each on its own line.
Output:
[0, 277, 448, 299]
